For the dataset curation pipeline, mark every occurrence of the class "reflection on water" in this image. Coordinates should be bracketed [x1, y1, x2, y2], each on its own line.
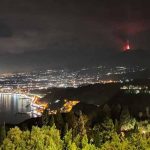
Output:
[0, 93, 31, 124]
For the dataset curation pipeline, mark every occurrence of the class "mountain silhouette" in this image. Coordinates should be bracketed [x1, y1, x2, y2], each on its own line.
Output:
[111, 49, 150, 67]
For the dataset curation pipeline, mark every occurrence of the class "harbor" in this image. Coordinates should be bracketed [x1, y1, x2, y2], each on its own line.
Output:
[0, 92, 47, 123]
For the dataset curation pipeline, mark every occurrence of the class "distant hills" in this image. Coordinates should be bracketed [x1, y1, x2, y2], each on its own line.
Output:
[41, 79, 150, 118]
[111, 49, 150, 67]
[0, 47, 149, 72]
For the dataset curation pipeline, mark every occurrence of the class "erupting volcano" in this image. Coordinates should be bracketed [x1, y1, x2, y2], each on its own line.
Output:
[124, 40, 130, 51]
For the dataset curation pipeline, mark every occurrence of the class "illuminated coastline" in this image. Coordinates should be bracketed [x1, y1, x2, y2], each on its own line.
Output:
[0, 92, 46, 118]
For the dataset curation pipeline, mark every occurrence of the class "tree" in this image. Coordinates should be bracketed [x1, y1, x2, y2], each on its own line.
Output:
[0, 122, 6, 144]
[129, 132, 150, 149]
[103, 104, 111, 117]
[120, 107, 130, 125]
[2, 127, 26, 150]
[92, 124, 102, 147]
[1, 126, 63, 150]
[63, 129, 73, 149]
[120, 107, 136, 132]
[55, 113, 64, 130]
[67, 142, 77, 150]
[92, 117, 115, 147]
[62, 123, 68, 138]
[81, 135, 97, 150]
[66, 111, 77, 130]
[81, 134, 89, 149]
[30, 125, 63, 150]
[78, 111, 86, 137]
[42, 109, 49, 126]
[49, 115, 55, 127]
[1, 138, 15, 150]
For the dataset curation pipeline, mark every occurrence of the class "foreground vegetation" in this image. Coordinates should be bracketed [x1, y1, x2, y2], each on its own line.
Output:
[1, 106, 150, 150]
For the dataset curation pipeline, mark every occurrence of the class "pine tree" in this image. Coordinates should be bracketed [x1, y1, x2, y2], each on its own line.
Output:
[78, 111, 86, 137]
[63, 129, 73, 149]
[62, 123, 68, 138]
[56, 112, 64, 130]
[120, 107, 130, 124]
[120, 107, 136, 132]
[49, 115, 55, 127]
[42, 109, 49, 126]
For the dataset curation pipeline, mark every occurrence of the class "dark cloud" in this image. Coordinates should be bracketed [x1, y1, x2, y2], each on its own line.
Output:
[0, 21, 12, 37]
[0, 0, 149, 71]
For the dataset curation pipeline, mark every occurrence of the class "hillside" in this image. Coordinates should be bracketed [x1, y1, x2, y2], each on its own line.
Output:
[112, 49, 150, 67]
[39, 79, 150, 119]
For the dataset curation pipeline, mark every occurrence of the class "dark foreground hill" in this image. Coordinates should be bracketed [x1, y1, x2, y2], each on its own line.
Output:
[6, 79, 150, 129]
[43, 83, 121, 105]
[107, 91, 150, 119]
[40, 79, 150, 118]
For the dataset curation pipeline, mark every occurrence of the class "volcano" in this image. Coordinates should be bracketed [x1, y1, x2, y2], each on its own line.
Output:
[111, 49, 150, 67]
[123, 40, 131, 52]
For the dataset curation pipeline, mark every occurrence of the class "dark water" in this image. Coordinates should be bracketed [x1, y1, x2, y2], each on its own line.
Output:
[0, 93, 31, 124]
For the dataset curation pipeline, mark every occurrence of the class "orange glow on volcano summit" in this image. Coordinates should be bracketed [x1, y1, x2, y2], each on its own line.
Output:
[124, 40, 130, 51]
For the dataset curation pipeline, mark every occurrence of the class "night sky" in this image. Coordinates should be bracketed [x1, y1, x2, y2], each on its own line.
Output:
[0, 0, 150, 72]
